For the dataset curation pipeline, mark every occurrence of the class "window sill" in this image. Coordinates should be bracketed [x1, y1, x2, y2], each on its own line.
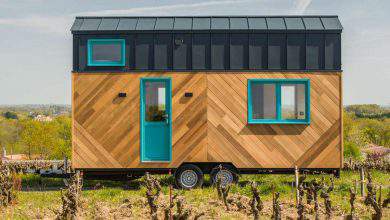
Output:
[87, 63, 125, 67]
[248, 120, 310, 125]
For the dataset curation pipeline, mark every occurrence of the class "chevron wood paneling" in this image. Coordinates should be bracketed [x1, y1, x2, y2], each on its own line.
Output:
[72, 72, 342, 169]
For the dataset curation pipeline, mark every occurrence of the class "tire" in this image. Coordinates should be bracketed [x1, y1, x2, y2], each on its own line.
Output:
[210, 164, 238, 186]
[174, 164, 204, 189]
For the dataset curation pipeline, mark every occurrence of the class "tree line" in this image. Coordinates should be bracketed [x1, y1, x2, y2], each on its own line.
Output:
[344, 105, 389, 159]
[0, 115, 71, 159]
[0, 104, 388, 160]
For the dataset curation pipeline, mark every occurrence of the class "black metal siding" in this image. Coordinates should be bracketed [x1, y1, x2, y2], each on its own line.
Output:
[211, 34, 228, 70]
[154, 34, 172, 70]
[248, 34, 267, 69]
[74, 33, 341, 72]
[306, 34, 324, 70]
[173, 34, 191, 70]
[135, 34, 154, 70]
[325, 34, 341, 70]
[230, 34, 248, 70]
[287, 34, 305, 70]
[192, 34, 210, 70]
[268, 34, 286, 69]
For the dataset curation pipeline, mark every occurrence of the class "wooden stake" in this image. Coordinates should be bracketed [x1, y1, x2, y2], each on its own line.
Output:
[169, 169, 173, 220]
[295, 166, 299, 206]
[360, 167, 365, 197]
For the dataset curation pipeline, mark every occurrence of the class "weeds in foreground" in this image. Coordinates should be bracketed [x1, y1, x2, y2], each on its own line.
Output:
[144, 172, 161, 220]
[272, 191, 281, 220]
[364, 171, 383, 219]
[4, 171, 390, 219]
[54, 171, 83, 220]
[320, 176, 334, 217]
[0, 161, 16, 207]
[250, 181, 263, 220]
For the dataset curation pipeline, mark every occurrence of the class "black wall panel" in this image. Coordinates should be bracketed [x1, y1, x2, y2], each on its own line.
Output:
[211, 34, 229, 70]
[192, 34, 210, 70]
[136, 34, 154, 70]
[249, 34, 267, 69]
[154, 34, 172, 70]
[78, 37, 86, 70]
[75, 32, 341, 71]
[306, 34, 324, 69]
[325, 34, 341, 70]
[230, 34, 248, 70]
[287, 34, 305, 70]
[268, 34, 286, 69]
[173, 34, 191, 70]
[127, 35, 135, 69]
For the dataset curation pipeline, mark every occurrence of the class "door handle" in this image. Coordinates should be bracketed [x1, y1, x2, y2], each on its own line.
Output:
[162, 114, 169, 124]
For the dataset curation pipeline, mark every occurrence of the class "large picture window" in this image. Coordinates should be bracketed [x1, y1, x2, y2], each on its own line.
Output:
[87, 39, 125, 66]
[248, 79, 310, 124]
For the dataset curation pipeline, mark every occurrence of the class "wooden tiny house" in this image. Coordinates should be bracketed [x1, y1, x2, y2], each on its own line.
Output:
[71, 16, 343, 188]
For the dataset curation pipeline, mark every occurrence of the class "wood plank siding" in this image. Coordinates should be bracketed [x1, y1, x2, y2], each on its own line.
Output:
[72, 72, 342, 169]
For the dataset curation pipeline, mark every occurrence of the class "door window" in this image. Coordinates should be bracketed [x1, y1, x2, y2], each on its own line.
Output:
[145, 82, 167, 122]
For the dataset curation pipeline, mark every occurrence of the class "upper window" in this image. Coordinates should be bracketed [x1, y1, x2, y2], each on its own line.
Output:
[87, 39, 125, 66]
[248, 79, 310, 124]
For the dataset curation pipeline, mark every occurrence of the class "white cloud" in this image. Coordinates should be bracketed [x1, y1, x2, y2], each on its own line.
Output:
[292, 0, 312, 14]
[0, 0, 255, 35]
[0, 15, 72, 35]
[74, 0, 255, 16]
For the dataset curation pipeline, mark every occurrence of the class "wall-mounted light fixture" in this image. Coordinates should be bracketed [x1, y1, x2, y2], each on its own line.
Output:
[118, 92, 127, 97]
[175, 38, 184, 46]
[184, 92, 193, 97]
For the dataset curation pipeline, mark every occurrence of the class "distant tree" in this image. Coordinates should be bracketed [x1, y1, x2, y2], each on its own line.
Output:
[344, 141, 361, 159]
[345, 104, 389, 119]
[18, 119, 60, 159]
[49, 116, 72, 159]
[3, 111, 18, 120]
[359, 118, 390, 147]
[0, 119, 21, 155]
[343, 110, 355, 141]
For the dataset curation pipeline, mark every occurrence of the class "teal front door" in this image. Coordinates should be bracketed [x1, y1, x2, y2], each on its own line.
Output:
[141, 78, 172, 162]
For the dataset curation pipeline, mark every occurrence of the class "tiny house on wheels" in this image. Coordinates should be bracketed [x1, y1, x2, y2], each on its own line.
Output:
[70, 16, 343, 189]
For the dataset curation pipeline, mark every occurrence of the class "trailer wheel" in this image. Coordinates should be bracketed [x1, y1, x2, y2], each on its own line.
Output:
[175, 164, 203, 189]
[210, 165, 238, 186]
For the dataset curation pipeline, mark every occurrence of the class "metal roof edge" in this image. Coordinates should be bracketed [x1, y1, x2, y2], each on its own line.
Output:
[74, 15, 340, 19]
[71, 16, 342, 32]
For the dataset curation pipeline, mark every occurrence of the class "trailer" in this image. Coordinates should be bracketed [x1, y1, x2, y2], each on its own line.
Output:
[70, 16, 343, 189]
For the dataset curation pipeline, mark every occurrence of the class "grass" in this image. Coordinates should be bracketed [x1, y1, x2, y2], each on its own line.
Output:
[1, 170, 389, 219]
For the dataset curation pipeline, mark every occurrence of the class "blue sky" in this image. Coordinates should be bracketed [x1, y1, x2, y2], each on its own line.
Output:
[0, 0, 389, 105]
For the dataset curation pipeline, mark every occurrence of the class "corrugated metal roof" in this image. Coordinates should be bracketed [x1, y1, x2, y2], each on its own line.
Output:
[116, 18, 137, 30]
[98, 18, 119, 30]
[303, 17, 324, 30]
[136, 17, 156, 30]
[71, 16, 342, 32]
[173, 17, 192, 30]
[155, 17, 174, 30]
[284, 17, 305, 30]
[266, 17, 286, 30]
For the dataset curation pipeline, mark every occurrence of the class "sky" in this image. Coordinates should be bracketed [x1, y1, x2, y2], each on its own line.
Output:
[0, 0, 389, 105]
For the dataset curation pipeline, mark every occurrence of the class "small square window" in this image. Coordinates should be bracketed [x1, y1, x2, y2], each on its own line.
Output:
[87, 39, 125, 66]
[248, 79, 310, 124]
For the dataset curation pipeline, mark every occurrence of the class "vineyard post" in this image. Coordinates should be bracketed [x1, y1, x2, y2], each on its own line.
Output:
[295, 165, 299, 206]
[169, 169, 173, 220]
[359, 167, 365, 197]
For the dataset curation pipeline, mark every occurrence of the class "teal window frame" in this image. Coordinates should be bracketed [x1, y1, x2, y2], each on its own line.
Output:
[247, 78, 310, 124]
[87, 39, 125, 66]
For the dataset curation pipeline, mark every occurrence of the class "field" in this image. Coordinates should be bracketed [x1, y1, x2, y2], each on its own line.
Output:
[1, 170, 389, 219]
